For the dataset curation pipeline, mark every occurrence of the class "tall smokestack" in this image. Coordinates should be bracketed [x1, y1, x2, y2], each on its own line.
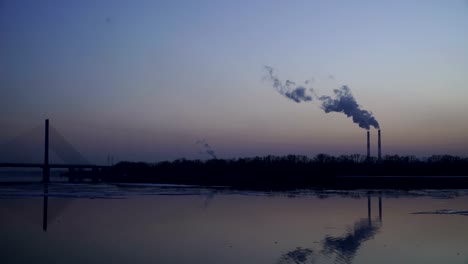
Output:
[367, 130, 370, 159]
[378, 129, 382, 160]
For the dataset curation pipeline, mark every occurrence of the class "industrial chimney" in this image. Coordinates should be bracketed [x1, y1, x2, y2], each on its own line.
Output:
[367, 130, 370, 160]
[378, 129, 382, 160]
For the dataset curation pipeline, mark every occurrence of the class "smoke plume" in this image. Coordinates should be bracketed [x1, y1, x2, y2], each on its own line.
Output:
[319, 86, 380, 130]
[196, 139, 217, 159]
[263, 66, 380, 130]
[264, 66, 313, 103]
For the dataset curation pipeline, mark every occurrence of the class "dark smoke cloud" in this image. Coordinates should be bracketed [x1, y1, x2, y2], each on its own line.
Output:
[319, 86, 380, 130]
[196, 139, 217, 159]
[263, 67, 380, 130]
[264, 66, 313, 103]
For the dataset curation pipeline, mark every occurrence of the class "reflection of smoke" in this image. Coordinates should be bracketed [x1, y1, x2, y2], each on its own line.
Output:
[196, 139, 217, 159]
[203, 190, 217, 209]
[264, 66, 313, 103]
[277, 247, 315, 264]
[278, 196, 384, 264]
[319, 86, 380, 130]
[322, 218, 381, 264]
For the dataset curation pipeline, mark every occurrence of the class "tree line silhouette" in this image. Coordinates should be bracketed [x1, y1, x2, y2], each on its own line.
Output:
[100, 154, 468, 189]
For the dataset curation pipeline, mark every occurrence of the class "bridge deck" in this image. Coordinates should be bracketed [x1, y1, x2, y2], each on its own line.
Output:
[0, 163, 109, 169]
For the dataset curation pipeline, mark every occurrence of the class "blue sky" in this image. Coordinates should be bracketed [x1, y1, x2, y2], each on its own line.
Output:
[1, 0, 468, 163]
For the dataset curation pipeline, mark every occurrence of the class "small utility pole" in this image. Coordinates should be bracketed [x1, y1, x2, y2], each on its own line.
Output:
[43, 119, 50, 183]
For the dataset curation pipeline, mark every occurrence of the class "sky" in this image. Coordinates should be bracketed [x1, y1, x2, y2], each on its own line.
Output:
[1, 0, 468, 163]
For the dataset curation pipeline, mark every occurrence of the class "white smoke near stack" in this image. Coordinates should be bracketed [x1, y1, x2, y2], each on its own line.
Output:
[264, 66, 381, 158]
[319, 86, 380, 130]
[264, 66, 380, 130]
[263, 66, 314, 103]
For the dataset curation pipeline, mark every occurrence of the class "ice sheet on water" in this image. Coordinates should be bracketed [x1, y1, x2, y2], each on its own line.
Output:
[1, 183, 468, 200]
[0, 183, 228, 199]
[412, 209, 468, 216]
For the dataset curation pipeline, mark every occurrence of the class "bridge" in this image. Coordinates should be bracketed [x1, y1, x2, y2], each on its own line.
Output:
[0, 119, 110, 183]
[0, 163, 108, 169]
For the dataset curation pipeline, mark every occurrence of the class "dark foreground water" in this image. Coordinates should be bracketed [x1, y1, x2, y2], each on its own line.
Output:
[1, 184, 468, 264]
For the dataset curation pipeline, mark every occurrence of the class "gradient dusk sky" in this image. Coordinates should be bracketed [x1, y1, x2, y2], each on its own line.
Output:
[1, 0, 468, 163]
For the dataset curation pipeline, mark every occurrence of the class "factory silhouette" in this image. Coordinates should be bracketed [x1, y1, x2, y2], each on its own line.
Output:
[366, 129, 381, 160]
[1, 119, 468, 189]
[2, 70, 465, 189]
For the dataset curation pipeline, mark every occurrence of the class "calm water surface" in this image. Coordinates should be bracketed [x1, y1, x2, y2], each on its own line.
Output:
[1, 183, 468, 264]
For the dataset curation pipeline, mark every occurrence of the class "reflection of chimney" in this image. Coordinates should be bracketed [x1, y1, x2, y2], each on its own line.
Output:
[367, 195, 371, 226]
[378, 196, 382, 223]
[367, 130, 370, 159]
[378, 130, 382, 160]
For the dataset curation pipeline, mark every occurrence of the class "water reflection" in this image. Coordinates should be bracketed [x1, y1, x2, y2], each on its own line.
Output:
[3, 186, 468, 264]
[277, 247, 316, 264]
[413, 209, 468, 216]
[203, 189, 217, 209]
[40, 184, 73, 232]
[322, 221, 380, 263]
[279, 195, 383, 264]
[43, 184, 48, 231]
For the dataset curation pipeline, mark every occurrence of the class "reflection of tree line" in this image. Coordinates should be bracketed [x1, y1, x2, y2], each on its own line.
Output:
[278, 196, 383, 264]
[107, 155, 468, 189]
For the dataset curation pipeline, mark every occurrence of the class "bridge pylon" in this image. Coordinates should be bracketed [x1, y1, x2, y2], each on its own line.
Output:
[43, 119, 50, 183]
